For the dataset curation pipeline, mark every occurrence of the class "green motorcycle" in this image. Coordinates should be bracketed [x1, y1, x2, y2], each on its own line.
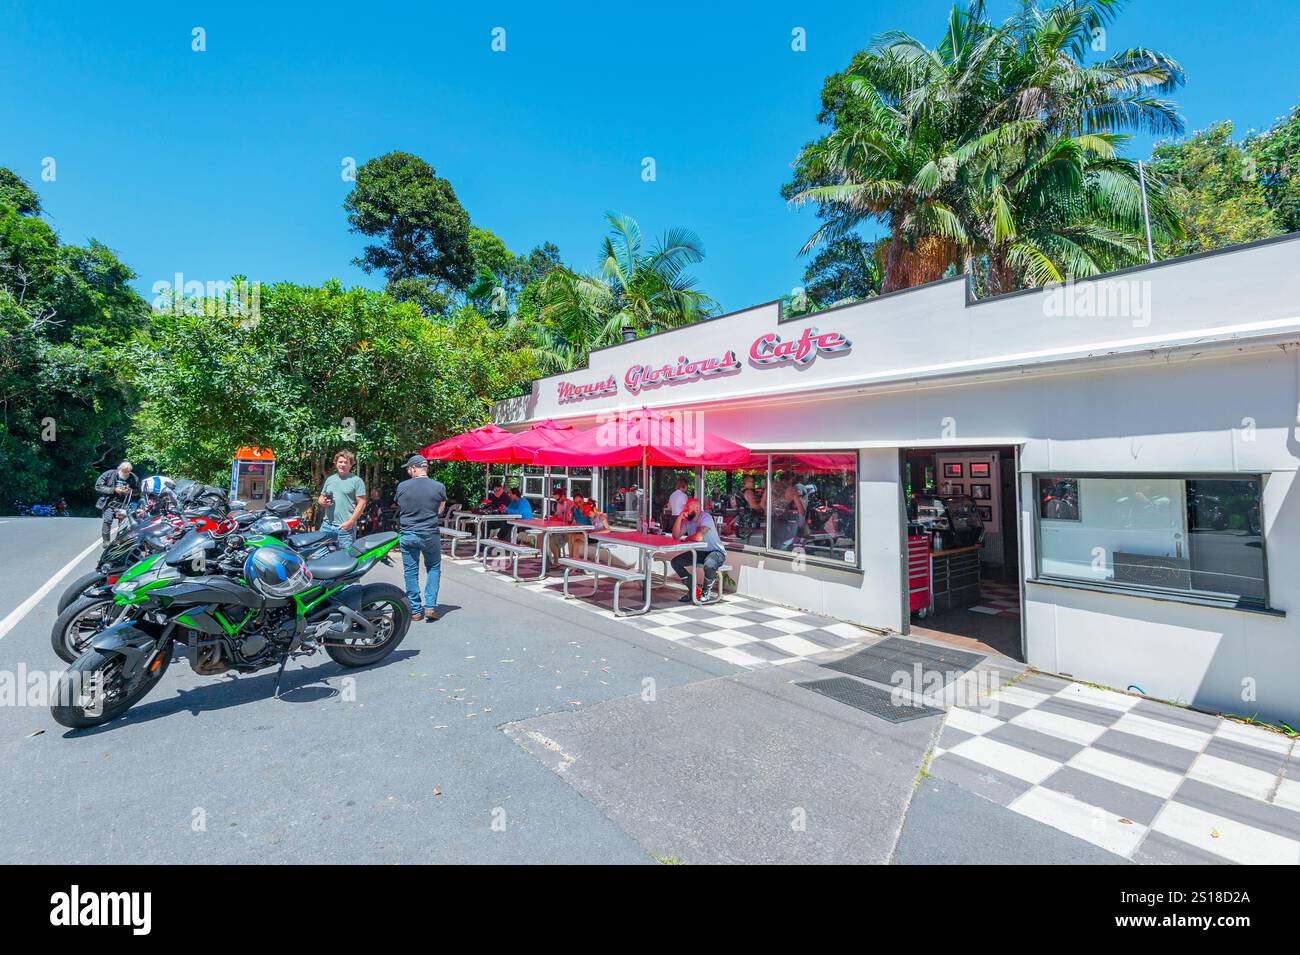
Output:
[51, 532, 410, 728]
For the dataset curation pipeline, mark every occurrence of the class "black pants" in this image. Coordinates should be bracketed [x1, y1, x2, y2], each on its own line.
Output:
[100, 506, 117, 543]
[671, 550, 726, 588]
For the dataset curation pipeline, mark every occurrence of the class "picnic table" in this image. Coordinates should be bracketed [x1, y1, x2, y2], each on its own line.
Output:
[558, 529, 710, 616]
[506, 517, 592, 580]
[453, 511, 519, 558]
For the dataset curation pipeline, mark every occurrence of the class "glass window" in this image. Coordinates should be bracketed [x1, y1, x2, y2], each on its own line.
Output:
[600, 467, 643, 528]
[652, 467, 697, 531]
[703, 460, 769, 554]
[1036, 475, 1266, 604]
[769, 454, 858, 562]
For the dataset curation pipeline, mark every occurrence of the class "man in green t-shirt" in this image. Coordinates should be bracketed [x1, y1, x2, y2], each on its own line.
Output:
[318, 450, 367, 548]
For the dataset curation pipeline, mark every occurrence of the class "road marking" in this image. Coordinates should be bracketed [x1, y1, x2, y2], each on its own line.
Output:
[0, 538, 101, 641]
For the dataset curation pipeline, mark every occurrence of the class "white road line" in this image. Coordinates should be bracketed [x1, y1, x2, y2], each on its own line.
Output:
[1152, 801, 1300, 865]
[0, 538, 100, 641]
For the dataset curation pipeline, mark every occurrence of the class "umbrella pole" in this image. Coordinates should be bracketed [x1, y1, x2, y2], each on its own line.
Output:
[641, 449, 650, 533]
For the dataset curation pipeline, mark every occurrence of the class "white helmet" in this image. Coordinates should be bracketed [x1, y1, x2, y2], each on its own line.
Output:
[141, 475, 176, 496]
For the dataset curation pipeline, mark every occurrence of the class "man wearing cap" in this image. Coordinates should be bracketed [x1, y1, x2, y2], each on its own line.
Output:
[670, 497, 727, 603]
[394, 454, 448, 622]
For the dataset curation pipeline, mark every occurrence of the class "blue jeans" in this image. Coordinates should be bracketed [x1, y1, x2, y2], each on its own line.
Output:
[400, 530, 442, 613]
[322, 521, 355, 549]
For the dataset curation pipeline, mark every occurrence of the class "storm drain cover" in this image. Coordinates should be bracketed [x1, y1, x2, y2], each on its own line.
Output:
[823, 637, 984, 686]
[797, 677, 943, 723]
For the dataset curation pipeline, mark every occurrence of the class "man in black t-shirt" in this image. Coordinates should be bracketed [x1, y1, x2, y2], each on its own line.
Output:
[394, 454, 448, 622]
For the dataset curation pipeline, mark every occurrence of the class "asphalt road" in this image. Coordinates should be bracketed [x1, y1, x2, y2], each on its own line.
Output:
[0, 518, 1114, 864]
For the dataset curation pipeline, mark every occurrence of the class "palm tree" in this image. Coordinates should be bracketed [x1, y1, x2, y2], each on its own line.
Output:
[788, 0, 1186, 296]
[525, 213, 717, 373]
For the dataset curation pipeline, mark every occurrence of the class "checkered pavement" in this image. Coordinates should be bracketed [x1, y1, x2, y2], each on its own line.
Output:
[930, 671, 1300, 864]
[969, 580, 1020, 618]
[451, 550, 873, 667]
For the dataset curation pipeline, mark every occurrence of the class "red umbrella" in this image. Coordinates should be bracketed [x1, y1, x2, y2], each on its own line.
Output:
[531, 409, 751, 468]
[462, 419, 576, 464]
[419, 424, 510, 462]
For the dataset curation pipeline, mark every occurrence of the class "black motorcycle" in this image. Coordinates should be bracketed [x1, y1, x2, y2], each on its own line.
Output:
[51, 502, 339, 664]
[51, 532, 410, 728]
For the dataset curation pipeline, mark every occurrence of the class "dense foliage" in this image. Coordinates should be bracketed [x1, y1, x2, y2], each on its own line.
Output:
[0, 174, 148, 509]
[126, 284, 537, 493]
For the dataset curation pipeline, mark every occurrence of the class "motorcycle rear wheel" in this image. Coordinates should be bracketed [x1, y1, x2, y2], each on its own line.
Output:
[325, 583, 410, 668]
[51, 594, 118, 664]
[50, 644, 170, 728]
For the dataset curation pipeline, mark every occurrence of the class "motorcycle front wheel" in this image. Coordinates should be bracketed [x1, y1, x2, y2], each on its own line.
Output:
[50, 644, 170, 728]
[324, 583, 410, 668]
[51, 594, 119, 664]
[57, 571, 105, 614]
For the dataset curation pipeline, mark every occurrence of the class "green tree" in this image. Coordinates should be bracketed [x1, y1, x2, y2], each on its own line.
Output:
[126, 282, 536, 495]
[1149, 121, 1282, 258]
[786, 0, 1185, 295]
[1246, 104, 1300, 234]
[343, 151, 475, 314]
[0, 169, 147, 509]
[529, 213, 716, 372]
[799, 235, 884, 311]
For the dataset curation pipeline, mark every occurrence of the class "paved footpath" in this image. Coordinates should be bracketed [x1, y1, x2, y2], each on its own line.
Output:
[930, 672, 1300, 864]
[2, 519, 1294, 864]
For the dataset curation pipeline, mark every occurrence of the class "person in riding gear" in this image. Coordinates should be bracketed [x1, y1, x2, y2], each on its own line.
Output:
[94, 460, 140, 544]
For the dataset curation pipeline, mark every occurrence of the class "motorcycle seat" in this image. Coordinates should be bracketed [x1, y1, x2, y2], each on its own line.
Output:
[348, 531, 398, 557]
[306, 551, 358, 581]
[288, 530, 337, 550]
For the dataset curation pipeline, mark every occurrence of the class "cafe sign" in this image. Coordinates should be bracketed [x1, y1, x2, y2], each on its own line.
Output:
[554, 325, 852, 402]
[625, 349, 742, 395]
[749, 326, 852, 365]
[557, 375, 618, 403]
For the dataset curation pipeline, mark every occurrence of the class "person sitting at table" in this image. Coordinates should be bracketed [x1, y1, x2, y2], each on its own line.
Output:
[546, 488, 574, 560]
[670, 498, 727, 603]
[485, 484, 508, 511]
[498, 486, 532, 539]
[562, 492, 591, 560]
[549, 487, 574, 522]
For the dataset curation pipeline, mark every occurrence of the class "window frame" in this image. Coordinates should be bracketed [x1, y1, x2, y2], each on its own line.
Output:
[1029, 471, 1271, 610]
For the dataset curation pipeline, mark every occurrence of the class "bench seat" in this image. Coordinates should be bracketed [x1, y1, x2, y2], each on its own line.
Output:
[479, 540, 541, 580]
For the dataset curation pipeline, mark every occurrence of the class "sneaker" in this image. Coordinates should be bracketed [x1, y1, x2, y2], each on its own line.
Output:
[677, 592, 693, 603]
[411, 609, 425, 621]
[700, 584, 714, 601]
[425, 608, 440, 621]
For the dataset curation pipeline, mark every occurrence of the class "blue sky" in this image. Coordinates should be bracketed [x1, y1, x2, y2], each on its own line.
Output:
[2, 0, 1297, 314]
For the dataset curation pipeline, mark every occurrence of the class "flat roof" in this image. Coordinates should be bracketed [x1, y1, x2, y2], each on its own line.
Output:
[496, 232, 1300, 427]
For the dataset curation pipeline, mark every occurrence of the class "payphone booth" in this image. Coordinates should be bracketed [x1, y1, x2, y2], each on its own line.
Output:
[230, 447, 276, 507]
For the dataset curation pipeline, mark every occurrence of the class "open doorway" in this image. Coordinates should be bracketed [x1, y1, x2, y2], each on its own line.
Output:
[901, 446, 1022, 661]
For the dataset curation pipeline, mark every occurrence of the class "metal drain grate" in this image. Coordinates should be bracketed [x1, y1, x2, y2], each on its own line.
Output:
[824, 637, 984, 686]
[797, 677, 944, 723]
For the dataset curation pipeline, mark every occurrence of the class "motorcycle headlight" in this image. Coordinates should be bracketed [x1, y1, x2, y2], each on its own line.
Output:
[115, 581, 140, 594]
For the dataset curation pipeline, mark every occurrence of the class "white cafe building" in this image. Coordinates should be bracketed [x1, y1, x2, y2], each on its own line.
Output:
[493, 234, 1300, 725]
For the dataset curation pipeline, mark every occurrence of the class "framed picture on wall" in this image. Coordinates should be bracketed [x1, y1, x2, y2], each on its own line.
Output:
[942, 483, 964, 496]
[977, 505, 993, 521]
[970, 483, 991, 500]
[943, 463, 963, 478]
[970, 462, 991, 478]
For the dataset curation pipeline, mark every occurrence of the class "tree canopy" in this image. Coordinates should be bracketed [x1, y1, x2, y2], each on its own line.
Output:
[344, 151, 476, 315]
[0, 169, 148, 507]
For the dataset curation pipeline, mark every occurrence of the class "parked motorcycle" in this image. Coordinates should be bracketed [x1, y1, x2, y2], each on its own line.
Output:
[51, 532, 409, 728]
[51, 501, 333, 663]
